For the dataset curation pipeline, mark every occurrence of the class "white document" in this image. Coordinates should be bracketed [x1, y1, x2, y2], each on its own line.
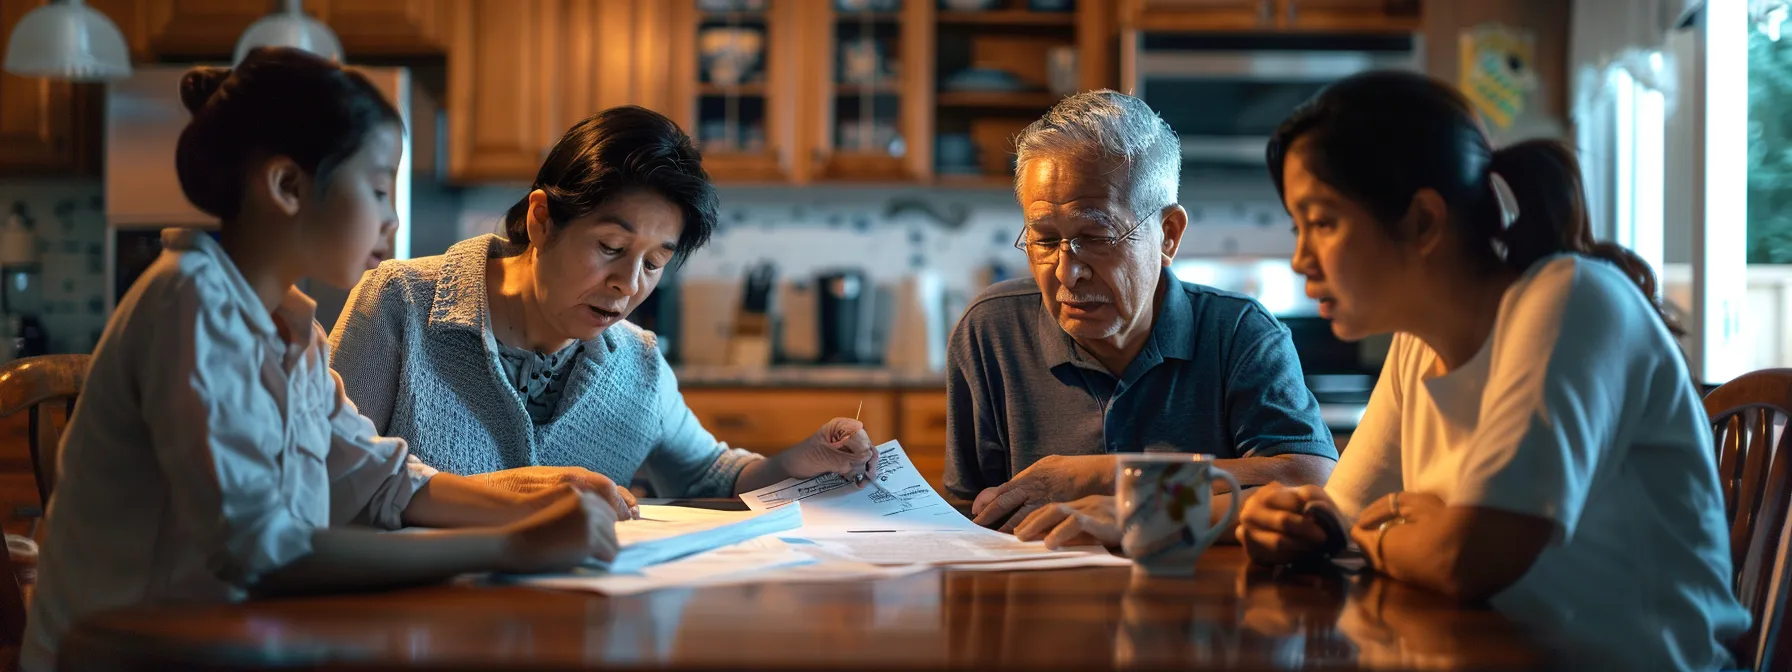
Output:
[520, 538, 935, 595]
[524, 537, 814, 595]
[741, 441, 980, 533]
[742, 441, 1128, 568]
[593, 503, 803, 573]
[797, 529, 1129, 567]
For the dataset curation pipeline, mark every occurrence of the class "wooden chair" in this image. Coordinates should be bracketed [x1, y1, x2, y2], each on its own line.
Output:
[1704, 368, 1792, 671]
[0, 354, 89, 653]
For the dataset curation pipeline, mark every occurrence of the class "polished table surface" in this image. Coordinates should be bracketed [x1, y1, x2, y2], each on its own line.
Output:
[59, 544, 1549, 671]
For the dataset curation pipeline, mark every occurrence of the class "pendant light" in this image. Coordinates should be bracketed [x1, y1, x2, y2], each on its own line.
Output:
[2, 0, 132, 81]
[233, 0, 341, 65]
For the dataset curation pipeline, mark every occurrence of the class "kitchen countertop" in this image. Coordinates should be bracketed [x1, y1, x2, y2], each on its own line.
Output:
[674, 365, 1368, 433]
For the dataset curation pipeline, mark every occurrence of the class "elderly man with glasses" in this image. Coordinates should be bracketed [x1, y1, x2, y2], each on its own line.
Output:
[948, 91, 1336, 538]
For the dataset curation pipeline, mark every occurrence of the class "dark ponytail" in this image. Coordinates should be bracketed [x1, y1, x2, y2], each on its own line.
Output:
[175, 46, 401, 222]
[1487, 140, 1675, 332]
[503, 106, 717, 266]
[1267, 70, 1681, 335]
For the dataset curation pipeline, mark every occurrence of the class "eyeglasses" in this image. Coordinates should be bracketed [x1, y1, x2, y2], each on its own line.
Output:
[1013, 215, 1151, 264]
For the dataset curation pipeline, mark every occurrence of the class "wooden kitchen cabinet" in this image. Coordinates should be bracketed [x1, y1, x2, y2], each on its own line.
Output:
[141, 0, 263, 57]
[1127, 0, 1420, 32]
[1280, 0, 1421, 32]
[0, 0, 102, 176]
[446, 0, 675, 183]
[678, 387, 952, 493]
[898, 390, 949, 491]
[312, 0, 451, 55]
[801, 0, 933, 183]
[1126, 0, 1275, 31]
[680, 389, 896, 454]
[663, 0, 802, 183]
[446, 0, 561, 182]
[143, 0, 449, 58]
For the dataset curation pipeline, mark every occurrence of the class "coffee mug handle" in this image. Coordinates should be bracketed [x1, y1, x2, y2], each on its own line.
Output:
[1190, 467, 1243, 553]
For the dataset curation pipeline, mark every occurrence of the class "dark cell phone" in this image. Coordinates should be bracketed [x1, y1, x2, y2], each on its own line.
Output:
[1303, 500, 1349, 557]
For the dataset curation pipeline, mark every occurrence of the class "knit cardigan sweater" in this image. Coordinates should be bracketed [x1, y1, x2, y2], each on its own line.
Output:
[327, 235, 760, 498]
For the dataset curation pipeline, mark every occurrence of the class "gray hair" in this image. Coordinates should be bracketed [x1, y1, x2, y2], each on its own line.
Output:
[1013, 90, 1180, 220]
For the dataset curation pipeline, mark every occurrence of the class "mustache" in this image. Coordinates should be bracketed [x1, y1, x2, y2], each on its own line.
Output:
[1056, 293, 1112, 304]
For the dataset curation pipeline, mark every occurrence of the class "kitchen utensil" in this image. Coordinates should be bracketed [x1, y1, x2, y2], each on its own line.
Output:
[728, 261, 776, 367]
[679, 279, 738, 367]
[698, 27, 764, 86]
[697, 0, 767, 12]
[940, 0, 999, 10]
[1048, 46, 1078, 96]
[941, 68, 1028, 92]
[839, 37, 885, 84]
[885, 271, 947, 374]
[775, 277, 820, 363]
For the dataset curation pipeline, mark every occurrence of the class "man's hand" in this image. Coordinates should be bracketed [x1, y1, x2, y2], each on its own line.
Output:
[1013, 495, 1122, 549]
[479, 466, 637, 520]
[970, 454, 1116, 532]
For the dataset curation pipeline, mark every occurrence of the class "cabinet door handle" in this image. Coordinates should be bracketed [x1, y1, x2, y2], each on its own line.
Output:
[1286, 0, 1297, 24]
[1259, 0, 1276, 25]
[927, 414, 949, 430]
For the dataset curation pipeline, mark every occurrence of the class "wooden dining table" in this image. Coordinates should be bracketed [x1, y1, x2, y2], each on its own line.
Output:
[57, 502, 1551, 671]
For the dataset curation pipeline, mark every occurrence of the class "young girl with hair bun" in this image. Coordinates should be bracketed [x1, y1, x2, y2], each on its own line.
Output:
[22, 47, 623, 671]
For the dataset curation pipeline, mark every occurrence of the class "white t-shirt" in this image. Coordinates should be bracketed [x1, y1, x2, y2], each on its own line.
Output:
[1326, 255, 1748, 671]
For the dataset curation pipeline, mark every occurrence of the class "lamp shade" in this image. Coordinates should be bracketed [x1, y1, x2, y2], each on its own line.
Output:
[233, 0, 342, 65]
[2, 0, 132, 81]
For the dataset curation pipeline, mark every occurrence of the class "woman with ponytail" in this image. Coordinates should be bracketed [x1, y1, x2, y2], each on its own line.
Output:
[1230, 71, 1745, 669]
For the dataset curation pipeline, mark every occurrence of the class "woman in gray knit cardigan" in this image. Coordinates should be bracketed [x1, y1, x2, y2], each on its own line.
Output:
[328, 107, 877, 508]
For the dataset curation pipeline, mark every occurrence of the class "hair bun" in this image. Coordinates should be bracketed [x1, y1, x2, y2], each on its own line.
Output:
[179, 67, 231, 115]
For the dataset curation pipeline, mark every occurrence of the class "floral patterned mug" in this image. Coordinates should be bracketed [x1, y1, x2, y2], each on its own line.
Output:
[1116, 454, 1241, 576]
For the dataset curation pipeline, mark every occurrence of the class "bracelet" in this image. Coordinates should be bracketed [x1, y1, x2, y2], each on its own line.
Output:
[1374, 516, 1408, 571]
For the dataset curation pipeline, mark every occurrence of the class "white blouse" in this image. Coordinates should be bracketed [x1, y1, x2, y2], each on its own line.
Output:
[1325, 255, 1747, 671]
[22, 229, 437, 672]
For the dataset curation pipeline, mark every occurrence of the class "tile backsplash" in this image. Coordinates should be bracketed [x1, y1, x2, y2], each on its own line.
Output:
[0, 179, 108, 355]
[455, 177, 1299, 298]
[0, 172, 1297, 358]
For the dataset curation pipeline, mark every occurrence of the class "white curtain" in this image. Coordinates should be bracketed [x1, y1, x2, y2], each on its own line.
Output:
[1570, 0, 1696, 248]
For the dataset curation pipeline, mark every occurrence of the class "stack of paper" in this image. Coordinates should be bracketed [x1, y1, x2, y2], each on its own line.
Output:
[741, 441, 1131, 570]
[516, 442, 1125, 596]
[588, 502, 804, 573]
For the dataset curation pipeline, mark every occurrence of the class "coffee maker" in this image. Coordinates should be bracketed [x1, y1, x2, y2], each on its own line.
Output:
[816, 269, 877, 364]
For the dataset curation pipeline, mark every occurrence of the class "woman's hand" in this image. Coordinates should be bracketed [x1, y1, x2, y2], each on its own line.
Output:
[499, 485, 621, 574]
[1235, 482, 1332, 565]
[776, 418, 879, 486]
[480, 466, 637, 520]
[1349, 491, 1444, 570]
[1013, 495, 1122, 549]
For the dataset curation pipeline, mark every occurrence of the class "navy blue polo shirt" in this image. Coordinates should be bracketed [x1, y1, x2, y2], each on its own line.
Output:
[943, 267, 1336, 501]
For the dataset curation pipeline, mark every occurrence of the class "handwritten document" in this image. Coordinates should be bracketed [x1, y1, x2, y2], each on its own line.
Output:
[743, 442, 975, 533]
[742, 441, 1128, 568]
